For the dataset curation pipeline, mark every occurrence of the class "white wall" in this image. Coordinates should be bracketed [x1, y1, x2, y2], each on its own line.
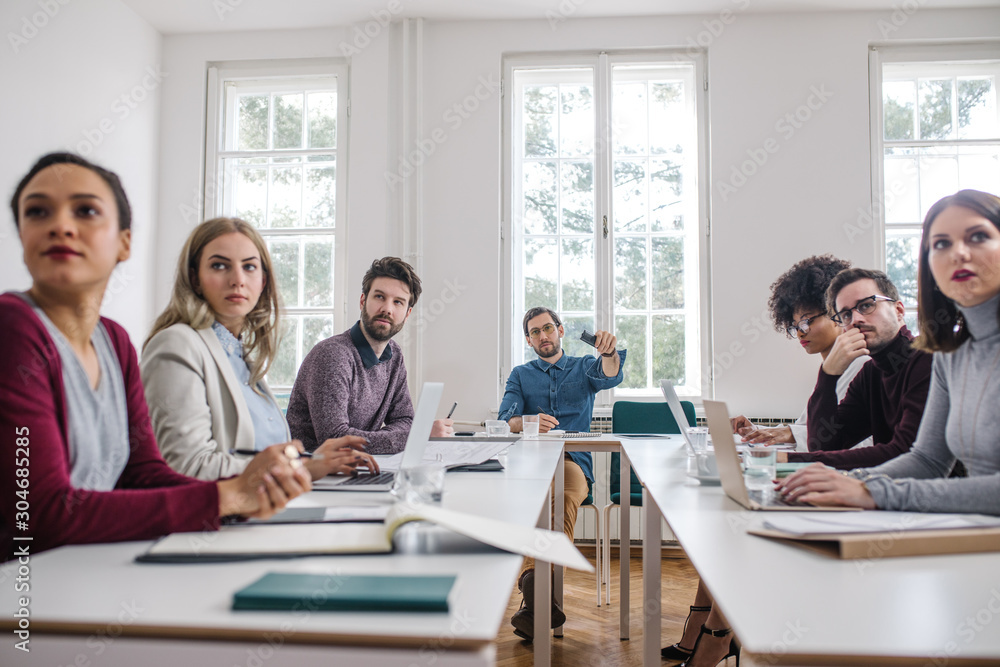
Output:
[10, 4, 994, 423]
[414, 8, 1000, 420]
[0, 0, 162, 341]
[155, 25, 392, 329]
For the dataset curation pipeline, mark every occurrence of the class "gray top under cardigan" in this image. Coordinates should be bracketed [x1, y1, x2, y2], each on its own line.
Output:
[18, 293, 129, 491]
[859, 292, 1000, 515]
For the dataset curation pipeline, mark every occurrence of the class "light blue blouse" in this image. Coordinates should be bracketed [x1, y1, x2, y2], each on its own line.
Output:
[212, 322, 288, 451]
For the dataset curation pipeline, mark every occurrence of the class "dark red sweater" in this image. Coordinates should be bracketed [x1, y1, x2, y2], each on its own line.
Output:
[0, 293, 220, 558]
[790, 326, 932, 470]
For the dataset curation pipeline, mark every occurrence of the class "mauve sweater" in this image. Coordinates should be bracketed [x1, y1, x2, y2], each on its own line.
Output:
[789, 326, 932, 470]
[287, 323, 414, 454]
[0, 294, 220, 558]
[859, 293, 1000, 515]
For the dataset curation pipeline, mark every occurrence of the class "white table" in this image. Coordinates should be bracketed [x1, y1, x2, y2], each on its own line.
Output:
[622, 436, 1000, 666]
[0, 440, 565, 667]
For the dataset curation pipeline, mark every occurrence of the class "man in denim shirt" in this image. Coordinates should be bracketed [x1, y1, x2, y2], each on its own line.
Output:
[498, 306, 625, 640]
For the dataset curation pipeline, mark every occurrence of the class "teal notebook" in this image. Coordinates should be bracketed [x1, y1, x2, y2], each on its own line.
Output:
[776, 462, 811, 478]
[232, 572, 455, 612]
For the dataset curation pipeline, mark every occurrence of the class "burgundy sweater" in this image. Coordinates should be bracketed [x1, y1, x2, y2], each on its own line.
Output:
[789, 326, 932, 470]
[0, 294, 220, 558]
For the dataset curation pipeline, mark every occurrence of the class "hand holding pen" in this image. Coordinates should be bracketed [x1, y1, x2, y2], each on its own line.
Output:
[534, 405, 560, 433]
[231, 435, 378, 480]
[431, 401, 456, 437]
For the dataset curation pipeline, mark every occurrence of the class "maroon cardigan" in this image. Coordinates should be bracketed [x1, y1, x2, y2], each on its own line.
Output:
[789, 326, 932, 470]
[0, 293, 220, 557]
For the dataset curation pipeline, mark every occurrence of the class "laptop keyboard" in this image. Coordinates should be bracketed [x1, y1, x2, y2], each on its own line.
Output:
[771, 493, 809, 508]
[338, 472, 395, 486]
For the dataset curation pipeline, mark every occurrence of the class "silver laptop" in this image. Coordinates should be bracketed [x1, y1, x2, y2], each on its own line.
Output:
[316, 382, 444, 492]
[659, 379, 697, 454]
[703, 400, 859, 512]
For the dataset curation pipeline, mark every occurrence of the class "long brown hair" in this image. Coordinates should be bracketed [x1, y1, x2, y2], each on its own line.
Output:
[145, 218, 282, 391]
[915, 189, 1000, 353]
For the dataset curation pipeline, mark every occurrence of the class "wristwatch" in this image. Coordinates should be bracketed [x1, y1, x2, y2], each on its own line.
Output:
[601, 350, 617, 358]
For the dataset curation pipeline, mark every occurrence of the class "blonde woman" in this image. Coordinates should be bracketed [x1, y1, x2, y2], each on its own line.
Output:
[142, 218, 376, 482]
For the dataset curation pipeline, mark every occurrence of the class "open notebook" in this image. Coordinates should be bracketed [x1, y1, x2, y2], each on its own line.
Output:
[137, 501, 593, 571]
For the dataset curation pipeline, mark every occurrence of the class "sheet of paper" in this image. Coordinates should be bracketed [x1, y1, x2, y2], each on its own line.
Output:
[387, 502, 594, 572]
[378, 441, 514, 472]
[762, 512, 1000, 536]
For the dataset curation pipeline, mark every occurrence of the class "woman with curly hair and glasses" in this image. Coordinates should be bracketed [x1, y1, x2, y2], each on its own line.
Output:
[665, 254, 870, 667]
[730, 254, 871, 449]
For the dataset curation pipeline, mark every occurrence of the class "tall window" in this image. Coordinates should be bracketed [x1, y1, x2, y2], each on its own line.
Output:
[206, 62, 348, 397]
[505, 53, 707, 398]
[871, 44, 1000, 330]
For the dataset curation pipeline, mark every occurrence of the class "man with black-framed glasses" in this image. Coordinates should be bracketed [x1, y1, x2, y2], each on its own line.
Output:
[497, 306, 625, 641]
[784, 268, 932, 470]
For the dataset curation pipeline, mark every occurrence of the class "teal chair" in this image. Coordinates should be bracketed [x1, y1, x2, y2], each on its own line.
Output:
[602, 400, 695, 604]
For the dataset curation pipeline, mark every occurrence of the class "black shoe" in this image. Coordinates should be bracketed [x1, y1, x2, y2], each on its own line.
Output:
[661, 604, 712, 661]
[677, 624, 740, 667]
[510, 570, 567, 642]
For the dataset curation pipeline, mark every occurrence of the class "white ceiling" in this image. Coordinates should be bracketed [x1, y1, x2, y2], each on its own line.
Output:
[122, 0, 1000, 35]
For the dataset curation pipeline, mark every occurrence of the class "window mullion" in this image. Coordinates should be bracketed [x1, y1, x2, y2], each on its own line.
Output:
[595, 54, 613, 336]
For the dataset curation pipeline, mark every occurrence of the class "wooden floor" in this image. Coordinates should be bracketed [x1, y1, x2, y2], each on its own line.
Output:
[495, 547, 726, 667]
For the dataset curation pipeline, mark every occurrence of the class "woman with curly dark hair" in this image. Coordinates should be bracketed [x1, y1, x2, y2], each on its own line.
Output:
[730, 254, 871, 448]
[664, 254, 869, 667]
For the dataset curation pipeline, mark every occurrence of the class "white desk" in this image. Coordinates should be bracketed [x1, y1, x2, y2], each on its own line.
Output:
[622, 436, 1000, 667]
[0, 441, 565, 667]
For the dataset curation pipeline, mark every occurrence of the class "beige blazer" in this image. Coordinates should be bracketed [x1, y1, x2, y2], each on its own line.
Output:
[140, 323, 289, 481]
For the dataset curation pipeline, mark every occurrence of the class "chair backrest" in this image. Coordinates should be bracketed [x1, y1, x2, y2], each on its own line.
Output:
[610, 400, 696, 498]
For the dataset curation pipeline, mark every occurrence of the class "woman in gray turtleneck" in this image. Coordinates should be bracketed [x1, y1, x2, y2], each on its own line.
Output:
[778, 189, 1000, 515]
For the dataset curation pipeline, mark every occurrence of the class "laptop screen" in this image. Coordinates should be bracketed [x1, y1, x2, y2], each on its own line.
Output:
[659, 379, 695, 454]
[397, 382, 444, 469]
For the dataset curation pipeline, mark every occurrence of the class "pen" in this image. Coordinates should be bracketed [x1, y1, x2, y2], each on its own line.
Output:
[446, 402, 457, 419]
[230, 448, 315, 459]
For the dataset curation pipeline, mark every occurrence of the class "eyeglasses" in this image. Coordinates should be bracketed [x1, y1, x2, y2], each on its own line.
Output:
[527, 323, 558, 339]
[831, 295, 895, 325]
[785, 313, 826, 338]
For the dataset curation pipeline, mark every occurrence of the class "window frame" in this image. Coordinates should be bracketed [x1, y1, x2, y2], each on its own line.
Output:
[500, 50, 711, 408]
[204, 58, 350, 394]
[868, 40, 1000, 326]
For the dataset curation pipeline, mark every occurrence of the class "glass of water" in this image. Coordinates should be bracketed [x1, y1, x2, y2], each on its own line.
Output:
[743, 446, 777, 490]
[393, 462, 446, 504]
[485, 420, 510, 437]
[522, 414, 540, 438]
